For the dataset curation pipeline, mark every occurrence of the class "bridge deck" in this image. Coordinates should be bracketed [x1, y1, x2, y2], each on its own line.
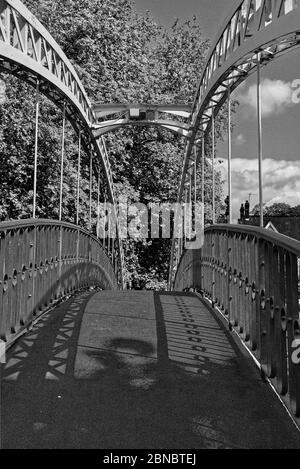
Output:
[2, 291, 300, 449]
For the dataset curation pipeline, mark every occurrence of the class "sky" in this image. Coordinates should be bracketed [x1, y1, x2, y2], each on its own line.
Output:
[133, 0, 300, 221]
[133, 0, 234, 38]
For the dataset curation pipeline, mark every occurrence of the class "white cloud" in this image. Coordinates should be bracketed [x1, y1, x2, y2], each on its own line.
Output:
[236, 78, 295, 118]
[235, 133, 246, 145]
[220, 158, 300, 221]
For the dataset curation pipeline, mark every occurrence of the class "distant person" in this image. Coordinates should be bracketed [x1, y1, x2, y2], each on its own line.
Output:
[240, 204, 245, 222]
[245, 200, 250, 219]
[224, 196, 229, 218]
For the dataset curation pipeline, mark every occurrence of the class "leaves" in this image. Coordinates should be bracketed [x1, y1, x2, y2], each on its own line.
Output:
[251, 203, 300, 217]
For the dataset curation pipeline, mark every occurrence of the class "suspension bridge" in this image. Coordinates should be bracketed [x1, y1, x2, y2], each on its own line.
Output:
[1, 0, 300, 449]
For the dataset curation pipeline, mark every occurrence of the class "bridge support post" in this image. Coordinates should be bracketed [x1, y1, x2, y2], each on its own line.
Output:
[76, 227, 80, 288]
[227, 231, 233, 327]
[58, 224, 63, 299]
[212, 233, 215, 308]
[258, 238, 266, 371]
[28, 225, 37, 327]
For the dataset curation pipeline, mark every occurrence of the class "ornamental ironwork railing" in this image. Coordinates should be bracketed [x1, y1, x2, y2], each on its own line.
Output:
[174, 225, 300, 419]
[0, 219, 119, 346]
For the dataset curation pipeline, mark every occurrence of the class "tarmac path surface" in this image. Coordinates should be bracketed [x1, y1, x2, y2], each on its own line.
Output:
[2, 290, 300, 449]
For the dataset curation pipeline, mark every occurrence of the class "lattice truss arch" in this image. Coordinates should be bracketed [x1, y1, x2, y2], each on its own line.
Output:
[179, 0, 300, 198]
[0, 0, 125, 283]
[0, 0, 119, 210]
[0, 0, 94, 125]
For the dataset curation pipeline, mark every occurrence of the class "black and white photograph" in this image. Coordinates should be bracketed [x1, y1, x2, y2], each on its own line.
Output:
[0, 0, 300, 454]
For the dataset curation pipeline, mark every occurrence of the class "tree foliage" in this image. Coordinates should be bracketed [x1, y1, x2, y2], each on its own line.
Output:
[252, 203, 300, 217]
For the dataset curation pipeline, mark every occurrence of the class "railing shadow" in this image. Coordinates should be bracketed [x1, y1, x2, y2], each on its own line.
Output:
[1, 291, 300, 449]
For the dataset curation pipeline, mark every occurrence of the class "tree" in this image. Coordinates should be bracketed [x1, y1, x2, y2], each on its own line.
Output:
[265, 203, 292, 216]
[289, 205, 300, 216]
[251, 202, 300, 217]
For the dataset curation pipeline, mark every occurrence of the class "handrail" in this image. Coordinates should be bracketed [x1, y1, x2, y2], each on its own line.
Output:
[208, 223, 300, 255]
[0, 218, 93, 232]
[0, 219, 119, 346]
[174, 224, 300, 421]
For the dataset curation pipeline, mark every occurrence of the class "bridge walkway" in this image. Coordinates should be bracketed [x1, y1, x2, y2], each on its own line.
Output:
[2, 291, 300, 449]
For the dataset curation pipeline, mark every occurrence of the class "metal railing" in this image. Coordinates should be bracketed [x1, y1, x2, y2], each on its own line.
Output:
[173, 224, 300, 419]
[0, 219, 119, 345]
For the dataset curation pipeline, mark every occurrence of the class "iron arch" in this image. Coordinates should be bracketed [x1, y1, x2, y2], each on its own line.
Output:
[0, 0, 124, 286]
[179, 0, 300, 198]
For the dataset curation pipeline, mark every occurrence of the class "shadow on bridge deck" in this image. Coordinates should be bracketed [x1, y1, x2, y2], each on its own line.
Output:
[1, 290, 300, 449]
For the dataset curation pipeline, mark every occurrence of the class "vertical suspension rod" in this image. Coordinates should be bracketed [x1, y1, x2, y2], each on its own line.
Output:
[212, 111, 215, 224]
[76, 130, 81, 226]
[33, 79, 40, 219]
[59, 102, 66, 221]
[89, 151, 93, 231]
[228, 87, 232, 224]
[257, 52, 264, 228]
